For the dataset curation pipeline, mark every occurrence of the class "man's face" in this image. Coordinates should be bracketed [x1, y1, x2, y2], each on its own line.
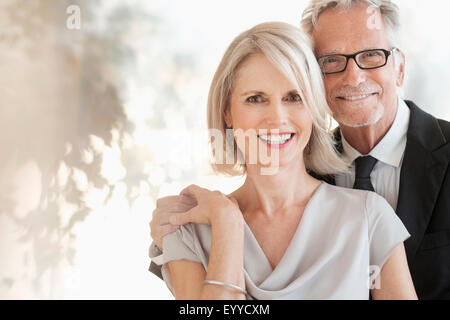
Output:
[312, 3, 404, 128]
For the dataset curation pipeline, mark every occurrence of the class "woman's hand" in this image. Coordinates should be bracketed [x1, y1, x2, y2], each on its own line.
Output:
[168, 184, 242, 226]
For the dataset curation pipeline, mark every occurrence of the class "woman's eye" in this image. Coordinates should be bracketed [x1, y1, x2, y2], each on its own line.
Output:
[246, 95, 263, 103]
[287, 94, 302, 102]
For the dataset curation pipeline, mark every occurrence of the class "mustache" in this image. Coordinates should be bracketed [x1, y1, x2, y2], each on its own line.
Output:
[333, 83, 381, 97]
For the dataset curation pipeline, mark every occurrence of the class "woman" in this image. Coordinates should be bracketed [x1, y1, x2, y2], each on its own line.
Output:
[158, 21, 417, 299]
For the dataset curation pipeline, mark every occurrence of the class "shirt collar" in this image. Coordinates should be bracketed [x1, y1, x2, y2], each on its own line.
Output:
[341, 97, 411, 168]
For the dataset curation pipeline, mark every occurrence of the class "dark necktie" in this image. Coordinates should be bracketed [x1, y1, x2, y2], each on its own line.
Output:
[353, 156, 378, 191]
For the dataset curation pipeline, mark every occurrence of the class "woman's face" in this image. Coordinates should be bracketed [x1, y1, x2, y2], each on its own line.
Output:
[225, 53, 313, 170]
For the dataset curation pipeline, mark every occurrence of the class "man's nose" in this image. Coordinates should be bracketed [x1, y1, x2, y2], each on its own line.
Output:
[341, 58, 366, 87]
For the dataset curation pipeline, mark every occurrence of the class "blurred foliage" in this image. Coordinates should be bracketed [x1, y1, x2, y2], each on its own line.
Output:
[0, 0, 196, 297]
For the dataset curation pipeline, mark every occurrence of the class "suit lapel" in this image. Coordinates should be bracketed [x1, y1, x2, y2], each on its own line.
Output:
[396, 101, 449, 261]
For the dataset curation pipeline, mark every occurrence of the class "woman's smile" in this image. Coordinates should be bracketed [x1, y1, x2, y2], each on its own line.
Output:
[258, 132, 296, 149]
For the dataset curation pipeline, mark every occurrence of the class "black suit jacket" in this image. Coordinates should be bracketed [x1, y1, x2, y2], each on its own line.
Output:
[332, 100, 450, 299]
[391, 100, 450, 299]
[149, 100, 450, 299]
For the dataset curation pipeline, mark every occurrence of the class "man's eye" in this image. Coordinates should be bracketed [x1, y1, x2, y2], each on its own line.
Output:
[323, 57, 339, 64]
[246, 95, 263, 103]
[364, 51, 381, 57]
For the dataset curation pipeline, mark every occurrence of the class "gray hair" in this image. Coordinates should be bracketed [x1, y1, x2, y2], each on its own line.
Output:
[207, 21, 348, 177]
[301, 0, 401, 47]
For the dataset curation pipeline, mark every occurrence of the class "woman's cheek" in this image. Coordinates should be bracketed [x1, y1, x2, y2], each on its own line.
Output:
[296, 110, 313, 145]
[233, 106, 260, 127]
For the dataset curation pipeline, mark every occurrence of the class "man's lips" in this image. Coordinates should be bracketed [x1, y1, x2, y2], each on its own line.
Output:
[336, 92, 378, 101]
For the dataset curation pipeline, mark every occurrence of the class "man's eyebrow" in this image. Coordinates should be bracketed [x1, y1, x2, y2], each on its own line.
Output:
[319, 47, 380, 56]
[321, 49, 339, 55]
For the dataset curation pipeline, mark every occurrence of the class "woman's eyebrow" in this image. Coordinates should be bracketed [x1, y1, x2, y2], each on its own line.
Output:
[240, 90, 300, 96]
[240, 90, 265, 97]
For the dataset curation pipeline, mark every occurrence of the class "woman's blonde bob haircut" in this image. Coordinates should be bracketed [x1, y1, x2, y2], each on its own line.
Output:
[207, 21, 348, 177]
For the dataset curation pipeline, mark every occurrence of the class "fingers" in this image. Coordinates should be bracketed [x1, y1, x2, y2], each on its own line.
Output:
[150, 224, 180, 251]
[151, 207, 180, 230]
[156, 194, 197, 209]
[150, 206, 176, 246]
[169, 208, 196, 226]
[180, 184, 207, 198]
[150, 192, 200, 249]
[150, 221, 180, 237]
[156, 195, 182, 208]
[158, 223, 180, 237]
[150, 221, 180, 249]
[153, 198, 196, 221]
[151, 195, 197, 242]
[180, 185, 226, 204]
[151, 204, 194, 236]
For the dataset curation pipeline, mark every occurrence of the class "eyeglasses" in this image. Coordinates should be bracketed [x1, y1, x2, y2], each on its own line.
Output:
[317, 48, 398, 75]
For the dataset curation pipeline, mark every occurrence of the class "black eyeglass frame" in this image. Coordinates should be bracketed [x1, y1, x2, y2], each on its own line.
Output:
[317, 48, 398, 75]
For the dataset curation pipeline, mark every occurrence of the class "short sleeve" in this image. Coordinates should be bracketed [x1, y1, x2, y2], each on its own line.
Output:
[366, 192, 410, 271]
[162, 223, 202, 265]
[161, 224, 203, 294]
[148, 241, 164, 265]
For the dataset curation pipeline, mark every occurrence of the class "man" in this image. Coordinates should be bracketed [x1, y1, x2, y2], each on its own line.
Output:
[149, 0, 450, 299]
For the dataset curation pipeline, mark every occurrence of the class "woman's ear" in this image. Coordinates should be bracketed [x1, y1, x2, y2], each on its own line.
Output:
[224, 109, 232, 128]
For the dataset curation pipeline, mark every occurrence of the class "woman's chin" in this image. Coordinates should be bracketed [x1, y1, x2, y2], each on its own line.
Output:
[245, 154, 303, 176]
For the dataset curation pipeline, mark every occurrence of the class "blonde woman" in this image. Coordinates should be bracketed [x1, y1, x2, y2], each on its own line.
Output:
[153, 21, 417, 300]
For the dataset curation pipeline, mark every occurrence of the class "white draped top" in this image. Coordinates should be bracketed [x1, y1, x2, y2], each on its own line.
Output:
[162, 183, 410, 300]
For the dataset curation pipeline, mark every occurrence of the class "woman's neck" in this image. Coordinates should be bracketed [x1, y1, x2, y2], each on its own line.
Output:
[232, 160, 321, 218]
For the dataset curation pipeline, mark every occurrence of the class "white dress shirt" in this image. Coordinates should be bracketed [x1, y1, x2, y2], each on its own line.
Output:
[335, 98, 411, 210]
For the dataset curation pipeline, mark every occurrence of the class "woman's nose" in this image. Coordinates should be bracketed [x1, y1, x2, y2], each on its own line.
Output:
[265, 101, 288, 127]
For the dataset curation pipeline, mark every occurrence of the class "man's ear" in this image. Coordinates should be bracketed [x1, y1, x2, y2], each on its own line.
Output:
[395, 49, 406, 87]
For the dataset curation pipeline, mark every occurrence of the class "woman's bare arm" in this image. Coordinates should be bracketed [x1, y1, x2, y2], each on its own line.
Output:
[167, 186, 246, 300]
[167, 260, 206, 299]
[371, 243, 418, 300]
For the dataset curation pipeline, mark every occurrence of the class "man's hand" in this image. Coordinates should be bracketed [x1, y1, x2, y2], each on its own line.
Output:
[168, 184, 241, 226]
[150, 194, 197, 251]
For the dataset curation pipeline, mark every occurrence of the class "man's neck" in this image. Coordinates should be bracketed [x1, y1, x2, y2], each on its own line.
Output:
[340, 103, 399, 156]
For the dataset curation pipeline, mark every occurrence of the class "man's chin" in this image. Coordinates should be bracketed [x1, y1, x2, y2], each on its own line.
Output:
[335, 112, 384, 128]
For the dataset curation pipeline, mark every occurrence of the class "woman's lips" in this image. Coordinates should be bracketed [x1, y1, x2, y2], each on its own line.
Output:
[257, 133, 295, 149]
